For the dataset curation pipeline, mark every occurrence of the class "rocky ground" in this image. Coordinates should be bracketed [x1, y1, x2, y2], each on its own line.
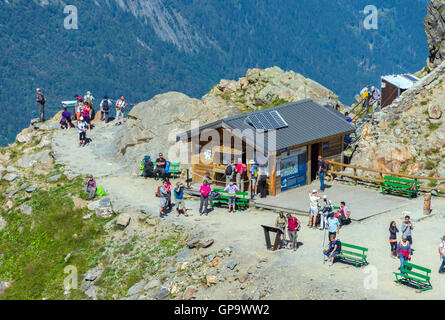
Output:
[2, 117, 444, 300]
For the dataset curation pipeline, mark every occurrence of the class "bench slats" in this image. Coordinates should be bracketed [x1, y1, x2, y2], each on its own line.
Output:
[342, 242, 368, 252]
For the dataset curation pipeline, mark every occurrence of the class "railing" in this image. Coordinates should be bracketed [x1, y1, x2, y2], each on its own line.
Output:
[326, 160, 445, 191]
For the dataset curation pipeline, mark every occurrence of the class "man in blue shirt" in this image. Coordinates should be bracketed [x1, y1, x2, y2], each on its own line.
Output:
[327, 212, 340, 238]
[174, 182, 188, 217]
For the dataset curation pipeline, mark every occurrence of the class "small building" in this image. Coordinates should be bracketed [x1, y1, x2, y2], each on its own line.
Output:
[381, 74, 419, 108]
[176, 99, 355, 196]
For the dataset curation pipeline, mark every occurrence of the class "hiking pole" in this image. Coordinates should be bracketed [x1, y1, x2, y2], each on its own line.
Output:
[322, 222, 327, 264]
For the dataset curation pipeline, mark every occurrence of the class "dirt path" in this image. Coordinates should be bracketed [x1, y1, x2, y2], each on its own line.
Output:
[51, 122, 445, 300]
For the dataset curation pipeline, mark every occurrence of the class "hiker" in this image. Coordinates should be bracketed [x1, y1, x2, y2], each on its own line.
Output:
[371, 86, 381, 112]
[389, 221, 399, 259]
[75, 96, 84, 121]
[84, 175, 97, 200]
[397, 236, 412, 271]
[224, 181, 239, 213]
[235, 160, 247, 192]
[158, 180, 169, 218]
[249, 163, 258, 198]
[36, 88, 46, 122]
[154, 153, 167, 179]
[360, 85, 370, 108]
[78, 116, 87, 147]
[274, 211, 287, 248]
[323, 233, 341, 266]
[345, 112, 355, 123]
[225, 161, 234, 186]
[327, 212, 340, 238]
[84, 91, 95, 108]
[100, 96, 111, 123]
[319, 195, 332, 230]
[164, 177, 172, 211]
[174, 182, 188, 217]
[336, 201, 351, 225]
[202, 171, 213, 185]
[60, 107, 73, 129]
[317, 156, 328, 192]
[82, 102, 92, 130]
[199, 179, 211, 216]
[286, 213, 300, 251]
[115, 95, 127, 125]
[308, 189, 321, 228]
[256, 165, 269, 198]
[401, 215, 414, 246]
[439, 235, 445, 274]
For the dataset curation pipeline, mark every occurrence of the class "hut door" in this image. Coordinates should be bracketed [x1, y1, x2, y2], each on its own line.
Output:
[310, 143, 321, 181]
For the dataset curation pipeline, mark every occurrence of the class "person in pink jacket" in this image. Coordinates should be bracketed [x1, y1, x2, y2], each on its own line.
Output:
[199, 180, 211, 216]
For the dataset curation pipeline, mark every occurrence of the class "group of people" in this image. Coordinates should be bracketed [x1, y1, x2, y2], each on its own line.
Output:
[224, 160, 269, 199]
[274, 211, 301, 251]
[158, 179, 188, 218]
[308, 189, 351, 231]
[360, 85, 381, 111]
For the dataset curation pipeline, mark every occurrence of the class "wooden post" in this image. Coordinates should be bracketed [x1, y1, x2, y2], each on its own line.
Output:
[424, 193, 432, 215]
[353, 167, 358, 185]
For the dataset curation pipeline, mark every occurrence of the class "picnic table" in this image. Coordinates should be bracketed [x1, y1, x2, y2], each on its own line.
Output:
[210, 187, 249, 211]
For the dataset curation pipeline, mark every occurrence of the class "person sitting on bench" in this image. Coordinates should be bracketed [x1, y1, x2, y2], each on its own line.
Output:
[154, 153, 167, 179]
[324, 233, 341, 266]
[336, 201, 351, 225]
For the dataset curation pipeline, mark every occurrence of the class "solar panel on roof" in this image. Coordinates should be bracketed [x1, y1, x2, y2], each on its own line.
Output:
[247, 114, 265, 130]
[256, 113, 274, 130]
[401, 74, 418, 82]
[247, 110, 288, 131]
[270, 111, 288, 128]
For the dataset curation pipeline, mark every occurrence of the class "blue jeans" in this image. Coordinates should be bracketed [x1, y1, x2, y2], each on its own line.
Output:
[439, 256, 445, 273]
[319, 171, 325, 191]
[399, 255, 408, 271]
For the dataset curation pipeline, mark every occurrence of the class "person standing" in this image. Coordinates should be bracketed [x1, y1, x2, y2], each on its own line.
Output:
[159, 180, 169, 218]
[165, 177, 172, 211]
[235, 160, 246, 192]
[199, 180, 211, 216]
[317, 155, 327, 192]
[439, 235, 445, 274]
[84, 175, 97, 200]
[115, 95, 127, 125]
[82, 102, 92, 130]
[401, 215, 414, 246]
[327, 212, 340, 238]
[84, 91, 95, 107]
[225, 162, 234, 186]
[202, 172, 213, 185]
[224, 181, 239, 213]
[397, 236, 411, 272]
[308, 189, 321, 228]
[75, 96, 84, 121]
[36, 88, 46, 122]
[286, 213, 300, 251]
[100, 96, 111, 123]
[274, 212, 287, 248]
[77, 116, 87, 147]
[319, 195, 332, 230]
[249, 163, 258, 198]
[174, 182, 187, 217]
[389, 221, 399, 259]
[256, 165, 269, 198]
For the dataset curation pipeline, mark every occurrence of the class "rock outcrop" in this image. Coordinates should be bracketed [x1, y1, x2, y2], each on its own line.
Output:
[351, 60, 445, 183]
[424, 0, 445, 69]
[205, 66, 342, 111]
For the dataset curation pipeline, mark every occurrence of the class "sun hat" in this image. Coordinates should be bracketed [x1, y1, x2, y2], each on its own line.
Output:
[80, 116, 84, 121]
[312, 189, 317, 193]
[323, 195, 328, 199]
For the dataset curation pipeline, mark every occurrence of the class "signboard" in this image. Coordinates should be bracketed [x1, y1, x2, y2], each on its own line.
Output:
[280, 147, 307, 191]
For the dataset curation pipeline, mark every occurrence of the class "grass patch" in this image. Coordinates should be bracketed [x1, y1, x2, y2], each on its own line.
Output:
[425, 160, 437, 170]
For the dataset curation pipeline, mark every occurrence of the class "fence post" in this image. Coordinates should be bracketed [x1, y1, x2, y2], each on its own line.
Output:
[353, 167, 358, 185]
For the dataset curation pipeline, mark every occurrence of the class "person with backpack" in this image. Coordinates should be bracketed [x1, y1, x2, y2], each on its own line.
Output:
[224, 181, 239, 213]
[336, 201, 351, 225]
[286, 214, 301, 251]
[36, 88, 46, 122]
[225, 161, 234, 186]
[235, 160, 246, 192]
[174, 182, 188, 217]
[77, 116, 87, 147]
[319, 195, 332, 230]
[142, 156, 154, 178]
[317, 155, 328, 192]
[389, 221, 399, 259]
[274, 212, 287, 248]
[60, 107, 73, 129]
[324, 233, 341, 266]
[100, 96, 111, 123]
[249, 163, 258, 198]
[115, 95, 127, 125]
[439, 235, 445, 274]
[199, 179, 211, 216]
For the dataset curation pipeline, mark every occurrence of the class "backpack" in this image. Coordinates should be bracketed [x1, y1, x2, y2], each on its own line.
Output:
[225, 164, 233, 176]
[39, 94, 46, 105]
[335, 239, 342, 252]
[210, 191, 221, 200]
[102, 99, 109, 111]
[165, 161, 171, 174]
[249, 165, 258, 177]
[97, 186, 107, 197]
[408, 182, 418, 192]
[323, 160, 329, 173]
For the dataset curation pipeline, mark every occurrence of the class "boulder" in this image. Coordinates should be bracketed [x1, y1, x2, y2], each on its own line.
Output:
[117, 213, 131, 227]
[428, 104, 443, 119]
[88, 197, 113, 218]
[47, 174, 62, 182]
[127, 280, 146, 296]
[17, 150, 52, 168]
[19, 204, 32, 215]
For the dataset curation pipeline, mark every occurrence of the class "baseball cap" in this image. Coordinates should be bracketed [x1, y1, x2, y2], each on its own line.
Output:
[312, 189, 317, 193]
[323, 195, 327, 199]
[80, 116, 84, 121]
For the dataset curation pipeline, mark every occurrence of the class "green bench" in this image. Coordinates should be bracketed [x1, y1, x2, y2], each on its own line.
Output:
[139, 160, 181, 179]
[210, 187, 249, 211]
[337, 242, 369, 267]
[382, 176, 418, 199]
[393, 261, 432, 291]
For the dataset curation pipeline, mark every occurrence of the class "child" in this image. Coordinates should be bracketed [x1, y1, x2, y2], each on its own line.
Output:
[82, 102, 91, 130]
[174, 182, 187, 217]
[77, 116, 87, 147]
[224, 181, 239, 213]
[389, 221, 399, 259]
[164, 177, 172, 211]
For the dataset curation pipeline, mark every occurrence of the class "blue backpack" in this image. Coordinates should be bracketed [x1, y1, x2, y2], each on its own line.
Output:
[165, 161, 171, 174]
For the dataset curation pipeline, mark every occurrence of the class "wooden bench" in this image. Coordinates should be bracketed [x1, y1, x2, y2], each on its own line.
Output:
[393, 261, 432, 291]
[337, 242, 368, 267]
[210, 188, 249, 211]
[382, 176, 418, 199]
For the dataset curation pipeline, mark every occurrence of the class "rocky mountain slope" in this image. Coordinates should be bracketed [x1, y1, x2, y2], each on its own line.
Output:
[350, 59, 445, 186]
[425, 0, 445, 69]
